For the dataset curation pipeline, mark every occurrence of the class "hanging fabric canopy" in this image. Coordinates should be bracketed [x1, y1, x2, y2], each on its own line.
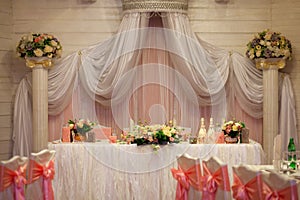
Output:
[12, 0, 297, 156]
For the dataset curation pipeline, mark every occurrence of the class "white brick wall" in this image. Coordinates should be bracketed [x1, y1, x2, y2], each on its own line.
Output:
[0, 0, 13, 160]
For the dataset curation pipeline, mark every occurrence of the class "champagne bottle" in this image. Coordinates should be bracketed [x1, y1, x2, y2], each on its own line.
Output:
[288, 137, 296, 170]
[207, 118, 215, 143]
[198, 118, 206, 144]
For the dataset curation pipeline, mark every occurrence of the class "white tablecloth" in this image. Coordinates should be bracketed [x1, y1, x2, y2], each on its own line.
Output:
[48, 142, 264, 200]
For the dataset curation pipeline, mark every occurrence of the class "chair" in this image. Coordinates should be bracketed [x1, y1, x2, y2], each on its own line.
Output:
[171, 153, 202, 200]
[231, 165, 263, 200]
[26, 149, 56, 200]
[261, 171, 298, 200]
[202, 156, 231, 200]
[0, 155, 28, 200]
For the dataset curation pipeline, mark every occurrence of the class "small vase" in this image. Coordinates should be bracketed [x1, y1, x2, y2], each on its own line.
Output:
[224, 135, 239, 144]
[74, 133, 86, 142]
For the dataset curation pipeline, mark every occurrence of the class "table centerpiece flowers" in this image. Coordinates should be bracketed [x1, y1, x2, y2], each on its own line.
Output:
[245, 29, 292, 61]
[121, 120, 183, 148]
[222, 120, 245, 143]
[16, 33, 62, 59]
[68, 119, 96, 142]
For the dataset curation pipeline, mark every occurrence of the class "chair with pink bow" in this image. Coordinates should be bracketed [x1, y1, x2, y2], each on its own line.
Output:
[231, 165, 263, 200]
[201, 156, 231, 200]
[261, 171, 298, 200]
[26, 149, 56, 200]
[0, 155, 28, 200]
[171, 153, 202, 200]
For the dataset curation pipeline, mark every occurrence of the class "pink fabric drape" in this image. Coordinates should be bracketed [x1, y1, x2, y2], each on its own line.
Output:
[28, 160, 55, 200]
[0, 165, 27, 200]
[171, 164, 202, 200]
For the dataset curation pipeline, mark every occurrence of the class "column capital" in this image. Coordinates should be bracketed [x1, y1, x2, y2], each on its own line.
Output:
[25, 57, 53, 69]
[255, 58, 286, 70]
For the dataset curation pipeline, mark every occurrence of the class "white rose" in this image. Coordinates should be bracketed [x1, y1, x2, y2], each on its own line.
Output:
[44, 45, 53, 53]
[33, 48, 44, 57]
[259, 40, 265, 46]
[50, 40, 58, 47]
[256, 50, 262, 57]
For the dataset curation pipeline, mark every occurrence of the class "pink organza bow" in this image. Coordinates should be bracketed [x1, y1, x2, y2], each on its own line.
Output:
[0, 165, 27, 200]
[28, 160, 55, 200]
[171, 164, 201, 200]
[263, 181, 299, 200]
[232, 172, 262, 200]
[202, 164, 230, 200]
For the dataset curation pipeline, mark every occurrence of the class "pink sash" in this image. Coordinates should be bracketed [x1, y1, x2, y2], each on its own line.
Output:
[232, 172, 262, 200]
[171, 164, 201, 200]
[0, 165, 27, 200]
[28, 160, 55, 200]
[202, 164, 230, 200]
[262, 181, 298, 200]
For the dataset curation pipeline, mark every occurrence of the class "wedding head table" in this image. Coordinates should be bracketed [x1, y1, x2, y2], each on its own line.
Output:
[48, 142, 264, 199]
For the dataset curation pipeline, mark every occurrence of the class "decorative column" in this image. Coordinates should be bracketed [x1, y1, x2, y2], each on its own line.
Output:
[26, 57, 52, 153]
[256, 58, 286, 164]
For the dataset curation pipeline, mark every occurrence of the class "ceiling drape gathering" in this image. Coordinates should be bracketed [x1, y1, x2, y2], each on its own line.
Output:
[12, 11, 296, 156]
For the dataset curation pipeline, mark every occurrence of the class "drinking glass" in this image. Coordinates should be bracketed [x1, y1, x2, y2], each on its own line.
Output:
[281, 151, 300, 172]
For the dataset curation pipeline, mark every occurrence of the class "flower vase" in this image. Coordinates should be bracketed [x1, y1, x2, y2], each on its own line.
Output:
[224, 135, 239, 144]
[74, 133, 86, 142]
[86, 131, 95, 142]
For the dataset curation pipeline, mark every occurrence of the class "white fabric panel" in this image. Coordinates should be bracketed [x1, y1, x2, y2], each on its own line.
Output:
[279, 74, 298, 150]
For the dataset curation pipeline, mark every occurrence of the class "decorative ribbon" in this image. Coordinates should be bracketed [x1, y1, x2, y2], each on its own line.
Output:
[202, 164, 230, 200]
[171, 164, 201, 200]
[28, 160, 55, 200]
[0, 165, 27, 200]
[25, 58, 52, 69]
[232, 172, 262, 200]
[262, 181, 298, 200]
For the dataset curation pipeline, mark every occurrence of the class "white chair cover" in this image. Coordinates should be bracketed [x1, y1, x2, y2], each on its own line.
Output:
[231, 165, 263, 200]
[26, 149, 56, 200]
[261, 171, 298, 200]
[202, 156, 231, 200]
[0, 155, 28, 200]
[171, 153, 202, 200]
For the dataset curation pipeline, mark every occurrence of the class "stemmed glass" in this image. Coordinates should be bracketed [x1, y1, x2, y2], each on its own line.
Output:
[280, 151, 300, 174]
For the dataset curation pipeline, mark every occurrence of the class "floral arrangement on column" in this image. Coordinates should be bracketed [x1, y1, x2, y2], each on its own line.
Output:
[16, 33, 62, 59]
[246, 29, 292, 61]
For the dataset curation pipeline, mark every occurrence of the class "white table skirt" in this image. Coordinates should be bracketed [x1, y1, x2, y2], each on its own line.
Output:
[48, 142, 264, 200]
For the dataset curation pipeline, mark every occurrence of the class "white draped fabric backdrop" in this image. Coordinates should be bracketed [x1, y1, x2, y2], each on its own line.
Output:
[12, 12, 297, 158]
